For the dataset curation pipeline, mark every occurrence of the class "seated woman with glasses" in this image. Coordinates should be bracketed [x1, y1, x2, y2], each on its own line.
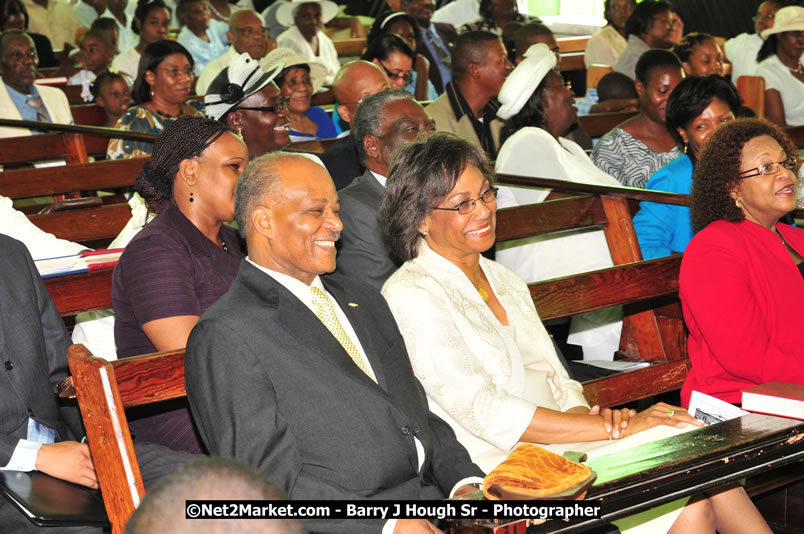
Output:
[204, 52, 291, 160]
[260, 47, 336, 143]
[680, 118, 804, 408]
[367, 13, 438, 101]
[362, 33, 418, 96]
[382, 132, 770, 533]
[107, 40, 204, 159]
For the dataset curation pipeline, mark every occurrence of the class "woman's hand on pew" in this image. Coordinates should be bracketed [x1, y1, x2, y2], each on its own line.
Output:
[35, 441, 98, 489]
[588, 405, 637, 439]
[624, 402, 703, 438]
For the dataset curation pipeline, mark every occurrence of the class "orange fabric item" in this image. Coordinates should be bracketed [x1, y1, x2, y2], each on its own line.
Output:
[483, 444, 596, 500]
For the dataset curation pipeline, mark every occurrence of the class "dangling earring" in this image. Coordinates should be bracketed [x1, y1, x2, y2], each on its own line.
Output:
[237, 126, 243, 137]
[189, 185, 194, 203]
[682, 141, 688, 154]
[735, 198, 741, 208]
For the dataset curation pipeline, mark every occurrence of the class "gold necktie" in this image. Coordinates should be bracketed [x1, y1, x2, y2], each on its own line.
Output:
[311, 286, 375, 381]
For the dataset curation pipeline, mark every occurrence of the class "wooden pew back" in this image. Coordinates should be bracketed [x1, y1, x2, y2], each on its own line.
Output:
[494, 190, 688, 406]
[68, 344, 186, 534]
[0, 132, 89, 165]
[0, 157, 146, 199]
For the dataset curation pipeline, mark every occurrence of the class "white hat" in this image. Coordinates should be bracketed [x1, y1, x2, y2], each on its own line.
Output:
[276, 0, 338, 28]
[761, 5, 804, 40]
[259, 47, 327, 93]
[497, 43, 556, 120]
[205, 52, 284, 121]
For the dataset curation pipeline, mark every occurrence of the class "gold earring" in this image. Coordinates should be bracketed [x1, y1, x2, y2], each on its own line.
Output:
[237, 127, 243, 137]
[735, 198, 741, 208]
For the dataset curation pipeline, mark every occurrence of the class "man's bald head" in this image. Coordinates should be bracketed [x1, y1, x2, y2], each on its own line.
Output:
[1, 30, 37, 93]
[227, 9, 269, 59]
[236, 153, 342, 284]
[332, 60, 391, 125]
[125, 457, 306, 534]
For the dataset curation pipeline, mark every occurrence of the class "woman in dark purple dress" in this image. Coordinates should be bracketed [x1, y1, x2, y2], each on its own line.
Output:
[112, 116, 248, 453]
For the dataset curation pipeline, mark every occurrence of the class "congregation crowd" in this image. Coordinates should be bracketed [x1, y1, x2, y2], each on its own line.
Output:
[2, 0, 804, 532]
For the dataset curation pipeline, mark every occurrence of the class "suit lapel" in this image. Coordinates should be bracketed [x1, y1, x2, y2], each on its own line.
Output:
[358, 170, 385, 208]
[240, 264, 384, 390]
[321, 276, 389, 391]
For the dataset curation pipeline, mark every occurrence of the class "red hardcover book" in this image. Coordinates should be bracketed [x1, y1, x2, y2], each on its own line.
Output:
[741, 382, 804, 420]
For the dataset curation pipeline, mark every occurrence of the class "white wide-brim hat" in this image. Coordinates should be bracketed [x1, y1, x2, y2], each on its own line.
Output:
[276, 0, 338, 28]
[497, 43, 557, 120]
[205, 52, 284, 121]
[761, 5, 804, 39]
[259, 47, 327, 93]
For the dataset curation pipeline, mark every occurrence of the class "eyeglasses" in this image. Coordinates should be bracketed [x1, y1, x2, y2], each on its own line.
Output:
[7, 49, 37, 63]
[233, 97, 290, 114]
[739, 156, 797, 179]
[232, 26, 268, 38]
[378, 60, 412, 83]
[158, 66, 194, 78]
[433, 187, 498, 215]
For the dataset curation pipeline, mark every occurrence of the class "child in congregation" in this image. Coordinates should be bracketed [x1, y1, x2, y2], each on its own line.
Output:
[69, 29, 117, 102]
[91, 71, 131, 127]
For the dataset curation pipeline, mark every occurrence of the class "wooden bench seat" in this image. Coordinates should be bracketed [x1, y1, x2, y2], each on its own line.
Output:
[46, 269, 113, 317]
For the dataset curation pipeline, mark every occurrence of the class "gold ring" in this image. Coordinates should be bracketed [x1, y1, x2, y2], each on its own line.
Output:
[667, 409, 674, 417]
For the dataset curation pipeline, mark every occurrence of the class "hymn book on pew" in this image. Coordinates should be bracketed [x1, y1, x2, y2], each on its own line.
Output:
[35, 249, 122, 278]
[741, 382, 804, 420]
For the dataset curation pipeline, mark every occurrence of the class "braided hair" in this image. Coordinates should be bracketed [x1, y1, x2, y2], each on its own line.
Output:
[135, 116, 231, 214]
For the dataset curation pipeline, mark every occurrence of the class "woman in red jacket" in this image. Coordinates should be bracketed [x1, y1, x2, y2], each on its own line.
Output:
[680, 118, 804, 407]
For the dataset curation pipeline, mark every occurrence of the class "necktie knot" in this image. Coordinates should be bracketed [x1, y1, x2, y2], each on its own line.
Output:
[26, 96, 50, 123]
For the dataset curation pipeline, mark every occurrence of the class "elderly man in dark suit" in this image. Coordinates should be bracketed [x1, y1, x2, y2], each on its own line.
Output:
[336, 89, 435, 289]
[320, 60, 390, 190]
[185, 153, 484, 534]
[0, 235, 194, 532]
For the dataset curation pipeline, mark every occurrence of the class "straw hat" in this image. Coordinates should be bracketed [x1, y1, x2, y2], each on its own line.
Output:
[497, 43, 557, 120]
[276, 0, 338, 28]
[761, 5, 804, 39]
[205, 52, 284, 121]
[259, 48, 327, 93]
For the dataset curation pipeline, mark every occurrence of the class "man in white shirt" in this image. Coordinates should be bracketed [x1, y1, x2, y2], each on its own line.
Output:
[724, 0, 782, 82]
[0, 31, 72, 138]
[185, 152, 484, 534]
[196, 9, 268, 94]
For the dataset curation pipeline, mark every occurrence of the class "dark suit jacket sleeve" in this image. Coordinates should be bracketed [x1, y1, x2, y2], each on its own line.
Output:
[337, 192, 398, 290]
[0, 238, 78, 463]
[186, 318, 305, 490]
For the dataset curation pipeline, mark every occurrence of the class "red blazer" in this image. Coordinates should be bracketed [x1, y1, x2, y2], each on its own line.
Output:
[680, 219, 804, 406]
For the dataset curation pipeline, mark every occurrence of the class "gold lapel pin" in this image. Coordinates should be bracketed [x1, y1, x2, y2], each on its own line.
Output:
[348, 302, 359, 307]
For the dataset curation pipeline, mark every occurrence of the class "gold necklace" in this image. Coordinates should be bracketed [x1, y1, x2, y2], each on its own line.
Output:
[476, 285, 489, 302]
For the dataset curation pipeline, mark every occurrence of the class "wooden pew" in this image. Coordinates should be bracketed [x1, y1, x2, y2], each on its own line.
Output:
[578, 110, 637, 138]
[46, 269, 114, 317]
[494, 193, 687, 407]
[0, 157, 146, 200]
[72, 104, 107, 127]
[333, 37, 367, 57]
[0, 132, 89, 166]
[30, 202, 132, 246]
